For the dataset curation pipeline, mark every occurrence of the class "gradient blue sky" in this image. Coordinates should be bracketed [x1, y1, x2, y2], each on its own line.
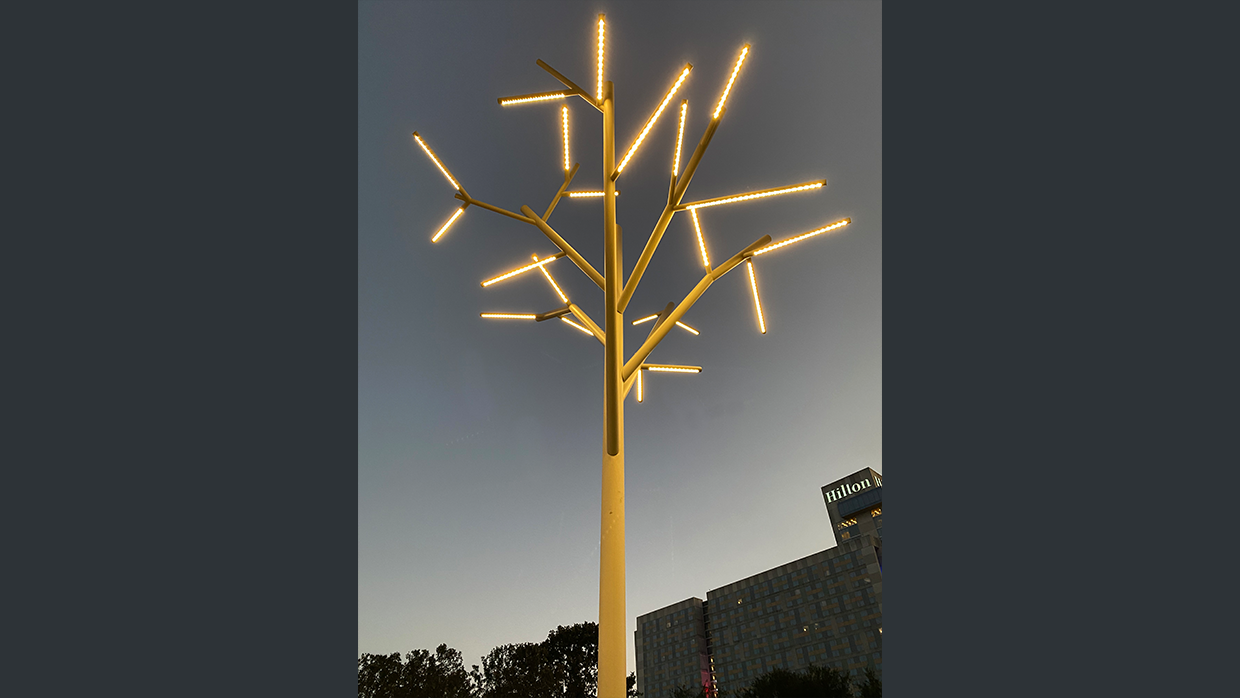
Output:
[359, 0, 881, 676]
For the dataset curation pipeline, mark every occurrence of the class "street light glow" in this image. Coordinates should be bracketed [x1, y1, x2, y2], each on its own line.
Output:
[480, 313, 537, 320]
[431, 206, 465, 243]
[480, 254, 563, 287]
[412, 132, 461, 190]
[746, 260, 766, 334]
[714, 45, 750, 119]
[690, 209, 710, 268]
[752, 218, 852, 255]
[616, 65, 693, 175]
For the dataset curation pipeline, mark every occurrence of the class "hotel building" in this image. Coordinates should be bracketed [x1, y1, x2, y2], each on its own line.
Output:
[634, 469, 882, 698]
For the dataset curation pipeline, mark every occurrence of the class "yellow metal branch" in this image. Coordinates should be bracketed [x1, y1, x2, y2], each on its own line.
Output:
[567, 302, 606, 345]
[521, 206, 606, 290]
[537, 59, 602, 112]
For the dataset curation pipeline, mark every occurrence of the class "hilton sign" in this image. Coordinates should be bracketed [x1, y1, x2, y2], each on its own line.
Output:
[824, 473, 882, 503]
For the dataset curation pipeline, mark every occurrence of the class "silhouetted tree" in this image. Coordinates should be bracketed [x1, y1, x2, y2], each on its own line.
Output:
[735, 664, 853, 698]
[855, 668, 880, 698]
[403, 644, 475, 698]
[627, 672, 642, 697]
[545, 622, 599, 697]
[358, 652, 407, 698]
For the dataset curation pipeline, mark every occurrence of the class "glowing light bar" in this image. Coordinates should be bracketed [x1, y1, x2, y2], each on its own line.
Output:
[562, 106, 570, 171]
[752, 218, 852, 255]
[646, 365, 702, 373]
[616, 65, 693, 175]
[480, 254, 563, 287]
[567, 191, 620, 197]
[499, 92, 568, 106]
[597, 15, 605, 101]
[533, 254, 569, 303]
[714, 45, 750, 119]
[684, 182, 823, 211]
[561, 317, 594, 335]
[675, 321, 699, 335]
[480, 313, 537, 320]
[431, 206, 465, 243]
[673, 100, 687, 176]
[412, 132, 461, 190]
[636, 368, 644, 402]
[631, 314, 659, 325]
[746, 260, 766, 334]
[690, 209, 710, 268]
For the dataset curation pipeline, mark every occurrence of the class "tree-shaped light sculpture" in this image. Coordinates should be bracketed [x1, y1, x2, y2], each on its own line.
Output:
[411, 15, 852, 697]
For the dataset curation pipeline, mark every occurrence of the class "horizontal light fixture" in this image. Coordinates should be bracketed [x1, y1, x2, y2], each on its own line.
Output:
[431, 206, 465, 243]
[561, 317, 594, 335]
[751, 218, 851, 255]
[480, 313, 537, 320]
[714, 45, 750, 119]
[681, 181, 824, 211]
[480, 253, 564, 287]
[499, 91, 568, 106]
[645, 365, 702, 373]
[616, 65, 693, 175]
[675, 321, 699, 335]
[412, 132, 461, 190]
[631, 314, 659, 325]
[566, 191, 620, 197]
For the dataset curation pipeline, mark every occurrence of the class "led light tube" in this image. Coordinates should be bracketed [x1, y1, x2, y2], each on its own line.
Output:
[714, 45, 750, 119]
[567, 191, 620, 197]
[636, 368, 644, 402]
[561, 317, 594, 335]
[532, 254, 569, 303]
[631, 314, 659, 326]
[752, 219, 851, 255]
[431, 206, 465, 243]
[746, 260, 766, 334]
[499, 92, 568, 106]
[480, 313, 537, 320]
[562, 106, 570, 171]
[597, 16, 605, 101]
[690, 209, 710, 268]
[673, 100, 687, 176]
[480, 254, 563, 287]
[675, 321, 699, 335]
[616, 65, 693, 175]
[645, 365, 702, 373]
[683, 182, 823, 211]
[412, 132, 461, 190]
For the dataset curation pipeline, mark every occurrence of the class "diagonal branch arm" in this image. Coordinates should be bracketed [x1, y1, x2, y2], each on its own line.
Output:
[537, 60, 603, 112]
[617, 114, 724, 312]
[455, 192, 533, 223]
[521, 206, 606, 290]
[622, 300, 675, 399]
[622, 234, 770, 381]
[543, 163, 580, 221]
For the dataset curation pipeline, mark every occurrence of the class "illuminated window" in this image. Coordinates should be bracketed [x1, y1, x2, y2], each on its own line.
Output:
[836, 518, 858, 530]
[871, 507, 881, 517]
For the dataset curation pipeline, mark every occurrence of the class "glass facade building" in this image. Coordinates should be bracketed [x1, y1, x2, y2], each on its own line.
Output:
[635, 469, 883, 698]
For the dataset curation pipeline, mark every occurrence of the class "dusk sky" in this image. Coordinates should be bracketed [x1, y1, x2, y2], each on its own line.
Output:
[359, 0, 881, 677]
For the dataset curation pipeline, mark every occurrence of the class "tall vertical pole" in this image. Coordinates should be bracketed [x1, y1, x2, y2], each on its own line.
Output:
[599, 79, 626, 698]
